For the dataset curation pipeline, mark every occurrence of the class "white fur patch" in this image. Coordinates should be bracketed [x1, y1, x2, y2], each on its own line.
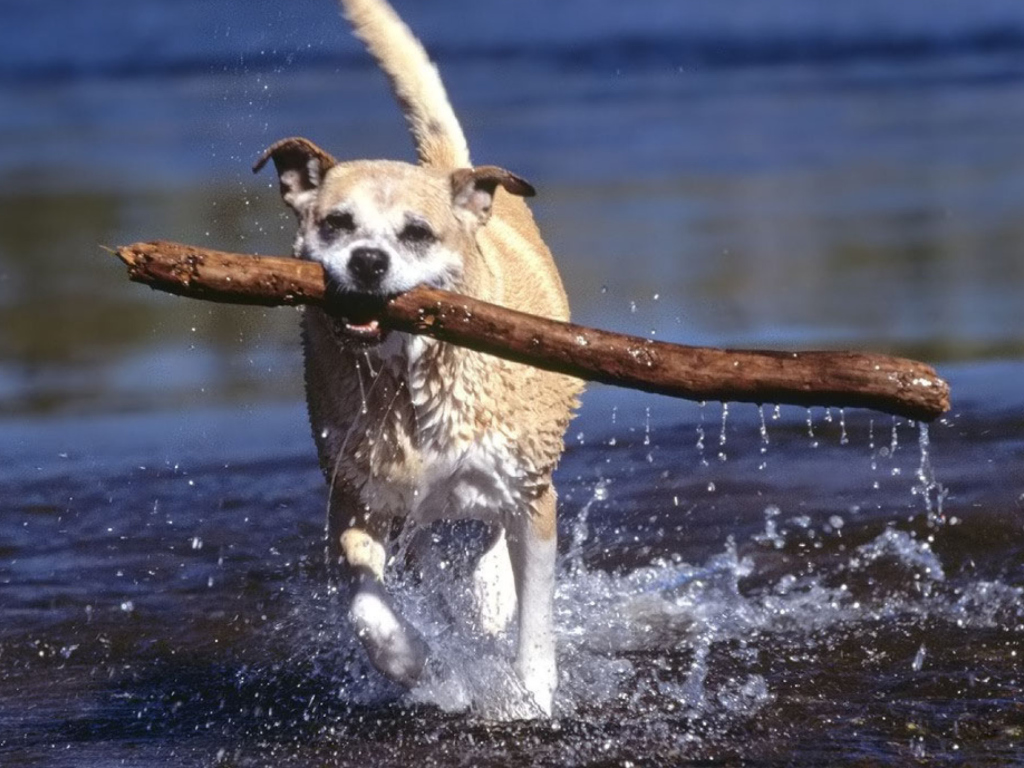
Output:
[471, 528, 517, 635]
[413, 437, 526, 523]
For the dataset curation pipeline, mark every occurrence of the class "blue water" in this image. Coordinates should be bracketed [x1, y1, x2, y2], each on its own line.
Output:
[2, 1, 1024, 764]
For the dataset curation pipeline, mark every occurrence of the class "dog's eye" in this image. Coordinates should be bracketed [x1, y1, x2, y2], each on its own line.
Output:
[398, 222, 435, 245]
[320, 211, 355, 236]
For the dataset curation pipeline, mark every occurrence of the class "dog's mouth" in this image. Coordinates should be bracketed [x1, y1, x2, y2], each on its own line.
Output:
[326, 291, 394, 345]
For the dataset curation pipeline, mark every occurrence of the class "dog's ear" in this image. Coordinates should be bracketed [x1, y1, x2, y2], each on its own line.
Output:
[450, 166, 536, 226]
[253, 137, 337, 217]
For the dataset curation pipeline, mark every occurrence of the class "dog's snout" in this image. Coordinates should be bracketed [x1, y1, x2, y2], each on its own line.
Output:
[348, 247, 390, 288]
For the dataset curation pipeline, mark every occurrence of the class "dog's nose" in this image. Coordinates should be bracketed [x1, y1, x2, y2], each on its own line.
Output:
[348, 247, 390, 288]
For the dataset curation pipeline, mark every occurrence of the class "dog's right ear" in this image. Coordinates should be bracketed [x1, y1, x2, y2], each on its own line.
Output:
[253, 137, 337, 217]
[450, 165, 536, 227]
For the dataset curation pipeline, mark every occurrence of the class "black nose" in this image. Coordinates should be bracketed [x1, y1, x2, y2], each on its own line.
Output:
[347, 247, 389, 288]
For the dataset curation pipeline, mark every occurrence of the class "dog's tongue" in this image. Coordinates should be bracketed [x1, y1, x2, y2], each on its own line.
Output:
[348, 319, 380, 333]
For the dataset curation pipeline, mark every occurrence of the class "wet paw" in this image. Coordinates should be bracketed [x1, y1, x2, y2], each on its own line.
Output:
[350, 590, 429, 687]
[515, 661, 556, 717]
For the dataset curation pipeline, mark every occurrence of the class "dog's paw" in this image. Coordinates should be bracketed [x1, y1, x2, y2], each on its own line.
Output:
[350, 590, 429, 687]
[515, 657, 557, 717]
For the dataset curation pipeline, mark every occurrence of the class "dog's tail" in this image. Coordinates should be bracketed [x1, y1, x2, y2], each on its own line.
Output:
[340, 0, 471, 170]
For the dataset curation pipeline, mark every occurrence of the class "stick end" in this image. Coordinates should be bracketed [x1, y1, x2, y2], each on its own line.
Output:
[109, 244, 131, 265]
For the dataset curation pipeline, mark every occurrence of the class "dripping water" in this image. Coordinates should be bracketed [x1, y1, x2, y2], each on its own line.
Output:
[757, 404, 770, 471]
[696, 401, 709, 467]
[806, 408, 819, 449]
[889, 417, 902, 477]
[717, 402, 729, 462]
[869, 419, 880, 489]
[914, 422, 948, 526]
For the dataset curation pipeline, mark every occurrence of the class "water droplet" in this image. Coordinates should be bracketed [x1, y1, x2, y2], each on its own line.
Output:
[912, 644, 927, 671]
[754, 505, 784, 548]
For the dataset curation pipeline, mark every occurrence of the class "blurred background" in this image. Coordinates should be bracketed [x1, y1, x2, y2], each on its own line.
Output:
[2, 0, 1024, 420]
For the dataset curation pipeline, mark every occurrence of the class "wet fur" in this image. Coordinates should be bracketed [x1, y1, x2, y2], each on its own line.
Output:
[256, 0, 581, 714]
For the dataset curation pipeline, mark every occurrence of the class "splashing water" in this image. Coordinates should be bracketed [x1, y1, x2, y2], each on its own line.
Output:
[264, 484, 1020, 727]
[5, 396, 1023, 767]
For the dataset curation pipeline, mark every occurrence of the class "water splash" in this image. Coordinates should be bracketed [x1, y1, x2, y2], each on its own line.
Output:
[567, 480, 609, 577]
[752, 505, 784, 549]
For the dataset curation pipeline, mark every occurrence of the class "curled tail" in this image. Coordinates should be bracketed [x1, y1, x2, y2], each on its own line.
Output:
[340, 0, 470, 170]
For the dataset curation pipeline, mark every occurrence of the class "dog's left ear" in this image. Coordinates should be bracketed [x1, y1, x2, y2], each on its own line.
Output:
[451, 166, 536, 226]
[253, 137, 338, 218]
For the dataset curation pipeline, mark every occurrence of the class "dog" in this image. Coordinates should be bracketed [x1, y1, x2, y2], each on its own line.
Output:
[254, 0, 581, 715]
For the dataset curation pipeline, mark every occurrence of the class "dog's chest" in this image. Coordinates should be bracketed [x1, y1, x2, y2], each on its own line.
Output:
[359, 338, 536, 521]
[410, 434, 525, 523]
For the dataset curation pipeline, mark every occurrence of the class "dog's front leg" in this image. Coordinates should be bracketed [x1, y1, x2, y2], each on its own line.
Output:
[329, 496, 429, 688]
[507, 484, 559, 715]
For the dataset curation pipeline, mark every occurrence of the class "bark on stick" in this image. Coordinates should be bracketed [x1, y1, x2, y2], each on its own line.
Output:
[113, 240, 950, 421]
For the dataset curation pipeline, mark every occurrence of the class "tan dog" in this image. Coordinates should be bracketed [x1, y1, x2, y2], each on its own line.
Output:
[254, 0, 580, 715]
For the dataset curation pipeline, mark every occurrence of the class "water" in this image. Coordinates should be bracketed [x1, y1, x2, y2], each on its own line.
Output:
[3, 0, 1024, 764]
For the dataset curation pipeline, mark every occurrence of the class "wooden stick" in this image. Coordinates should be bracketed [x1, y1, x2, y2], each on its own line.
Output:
[113, 240, 950, 422]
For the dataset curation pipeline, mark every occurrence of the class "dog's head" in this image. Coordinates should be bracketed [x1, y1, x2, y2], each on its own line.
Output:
[255, 137, 534, 343]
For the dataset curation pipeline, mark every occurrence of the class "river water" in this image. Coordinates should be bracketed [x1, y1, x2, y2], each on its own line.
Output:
[2, 1, 1023, 765]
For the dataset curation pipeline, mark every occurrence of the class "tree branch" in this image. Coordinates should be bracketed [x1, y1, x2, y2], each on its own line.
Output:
[113, 240, 950, 422]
